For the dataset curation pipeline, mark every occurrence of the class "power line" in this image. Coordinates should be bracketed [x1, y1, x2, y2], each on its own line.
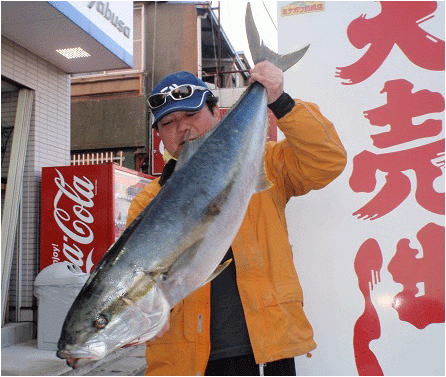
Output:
[262, 1, 277, 31]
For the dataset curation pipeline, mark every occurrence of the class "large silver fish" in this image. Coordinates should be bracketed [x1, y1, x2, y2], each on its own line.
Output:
[56, 4, 309, 368]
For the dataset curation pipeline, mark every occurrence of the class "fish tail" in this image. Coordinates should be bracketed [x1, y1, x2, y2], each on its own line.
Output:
[245, 3, 309, 72]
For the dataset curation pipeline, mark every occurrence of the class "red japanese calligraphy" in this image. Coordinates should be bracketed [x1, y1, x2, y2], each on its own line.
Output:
[350, 140, 444, 219]
[364, 79, 444, 148]
[353, 238, 384, 376]
[336, 1, 445, 85]
[388, 223, 445, 329]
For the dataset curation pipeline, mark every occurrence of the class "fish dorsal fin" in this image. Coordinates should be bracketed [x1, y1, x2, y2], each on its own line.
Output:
[245, 3, 309, 72]
[175, 130, 211, 171]
[202, 259, 233, 286]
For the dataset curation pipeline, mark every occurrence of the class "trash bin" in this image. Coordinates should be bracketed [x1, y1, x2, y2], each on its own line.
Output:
[34, 262, 89, 350]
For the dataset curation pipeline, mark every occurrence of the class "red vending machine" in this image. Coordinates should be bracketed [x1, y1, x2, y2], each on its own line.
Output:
[40, 163, 154, 273]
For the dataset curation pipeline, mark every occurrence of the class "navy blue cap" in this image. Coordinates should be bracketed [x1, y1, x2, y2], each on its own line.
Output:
[149, 71, 211, 126]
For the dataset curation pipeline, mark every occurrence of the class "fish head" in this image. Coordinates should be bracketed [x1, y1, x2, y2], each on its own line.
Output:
[57, 278, 170, 368]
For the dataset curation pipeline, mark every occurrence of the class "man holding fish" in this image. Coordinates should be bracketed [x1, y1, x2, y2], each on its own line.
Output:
[126, 59, 346, 375]
[56, 5, 346, 375]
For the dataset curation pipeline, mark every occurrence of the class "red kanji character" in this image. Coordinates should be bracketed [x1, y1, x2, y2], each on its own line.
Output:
[336, 2, 445, 85]
[349, 139, 444, 219]
[364, 79, 444, 148]
[388, 223, 445, 329]
[353, 239, 384, 376]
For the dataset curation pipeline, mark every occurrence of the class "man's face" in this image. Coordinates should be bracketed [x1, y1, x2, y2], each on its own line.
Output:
[157, 105, 221, 158]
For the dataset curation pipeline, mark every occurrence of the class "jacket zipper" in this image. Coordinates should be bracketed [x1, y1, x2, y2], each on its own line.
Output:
[197, 313, 203, 333]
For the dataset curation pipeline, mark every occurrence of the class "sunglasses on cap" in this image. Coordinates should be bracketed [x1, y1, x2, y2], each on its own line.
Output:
[147, 84, 209, 109]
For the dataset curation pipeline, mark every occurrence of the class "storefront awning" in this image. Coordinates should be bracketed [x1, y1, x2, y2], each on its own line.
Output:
[1, 1, 133, 74]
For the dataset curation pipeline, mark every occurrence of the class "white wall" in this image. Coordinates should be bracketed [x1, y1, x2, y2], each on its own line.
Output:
[1, 36, 71, 321]
[278, 1, 445, 375]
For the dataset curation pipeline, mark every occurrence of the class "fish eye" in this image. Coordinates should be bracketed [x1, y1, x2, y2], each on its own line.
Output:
[94, 314, 108, 329]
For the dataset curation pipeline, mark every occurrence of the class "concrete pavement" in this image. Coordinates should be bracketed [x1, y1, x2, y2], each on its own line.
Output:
[1, 340, 146, 376]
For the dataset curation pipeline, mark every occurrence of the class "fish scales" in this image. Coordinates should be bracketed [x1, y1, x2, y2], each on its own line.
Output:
[112, 83, 268, 305]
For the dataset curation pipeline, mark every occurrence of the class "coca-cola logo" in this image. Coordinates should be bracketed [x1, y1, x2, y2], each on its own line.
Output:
[53, 169, 96, 273]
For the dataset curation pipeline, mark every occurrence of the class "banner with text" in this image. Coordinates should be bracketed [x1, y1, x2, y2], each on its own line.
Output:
[279, 1, 444, 375]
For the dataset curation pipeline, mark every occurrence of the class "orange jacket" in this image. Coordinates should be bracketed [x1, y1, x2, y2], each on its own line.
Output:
[126, 100, 347, 376]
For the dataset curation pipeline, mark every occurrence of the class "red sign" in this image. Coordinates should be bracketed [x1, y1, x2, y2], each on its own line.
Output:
[40, 163, 153, 273]
[337, 2, 445, 374]
[388, 223, 445, 329]
[353, 223, 445, 375]
[151, 128, 165, 176]
[336, 1, 445, 85]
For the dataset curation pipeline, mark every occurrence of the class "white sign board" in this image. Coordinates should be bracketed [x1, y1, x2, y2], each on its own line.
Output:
[50, 1, 133, 66]
[279, 1, 445, 375]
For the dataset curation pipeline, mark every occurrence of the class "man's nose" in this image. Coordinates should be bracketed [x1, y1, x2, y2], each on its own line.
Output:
[177, 118, 193, 134]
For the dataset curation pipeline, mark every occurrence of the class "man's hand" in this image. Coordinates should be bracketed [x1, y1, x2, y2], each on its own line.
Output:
[249, 61, 284, 104]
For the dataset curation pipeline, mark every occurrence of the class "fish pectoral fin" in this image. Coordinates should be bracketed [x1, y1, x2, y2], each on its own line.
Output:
[161, 237, 205, 282]
[202, 259, 233, 286]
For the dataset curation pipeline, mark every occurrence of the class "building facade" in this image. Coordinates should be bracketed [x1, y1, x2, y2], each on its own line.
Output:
[70, 2, 251, 175]
[1, 0, 134, 346]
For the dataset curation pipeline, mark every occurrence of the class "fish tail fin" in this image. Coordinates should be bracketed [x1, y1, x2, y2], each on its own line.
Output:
[245, 3, 309, 72]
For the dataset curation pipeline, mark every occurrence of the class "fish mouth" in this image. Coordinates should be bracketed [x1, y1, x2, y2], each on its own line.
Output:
[56, 350, 83, 369]
[66, 358, 80, 369]
[57, 340, 107, 367]
[62, 356, 99, 369]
